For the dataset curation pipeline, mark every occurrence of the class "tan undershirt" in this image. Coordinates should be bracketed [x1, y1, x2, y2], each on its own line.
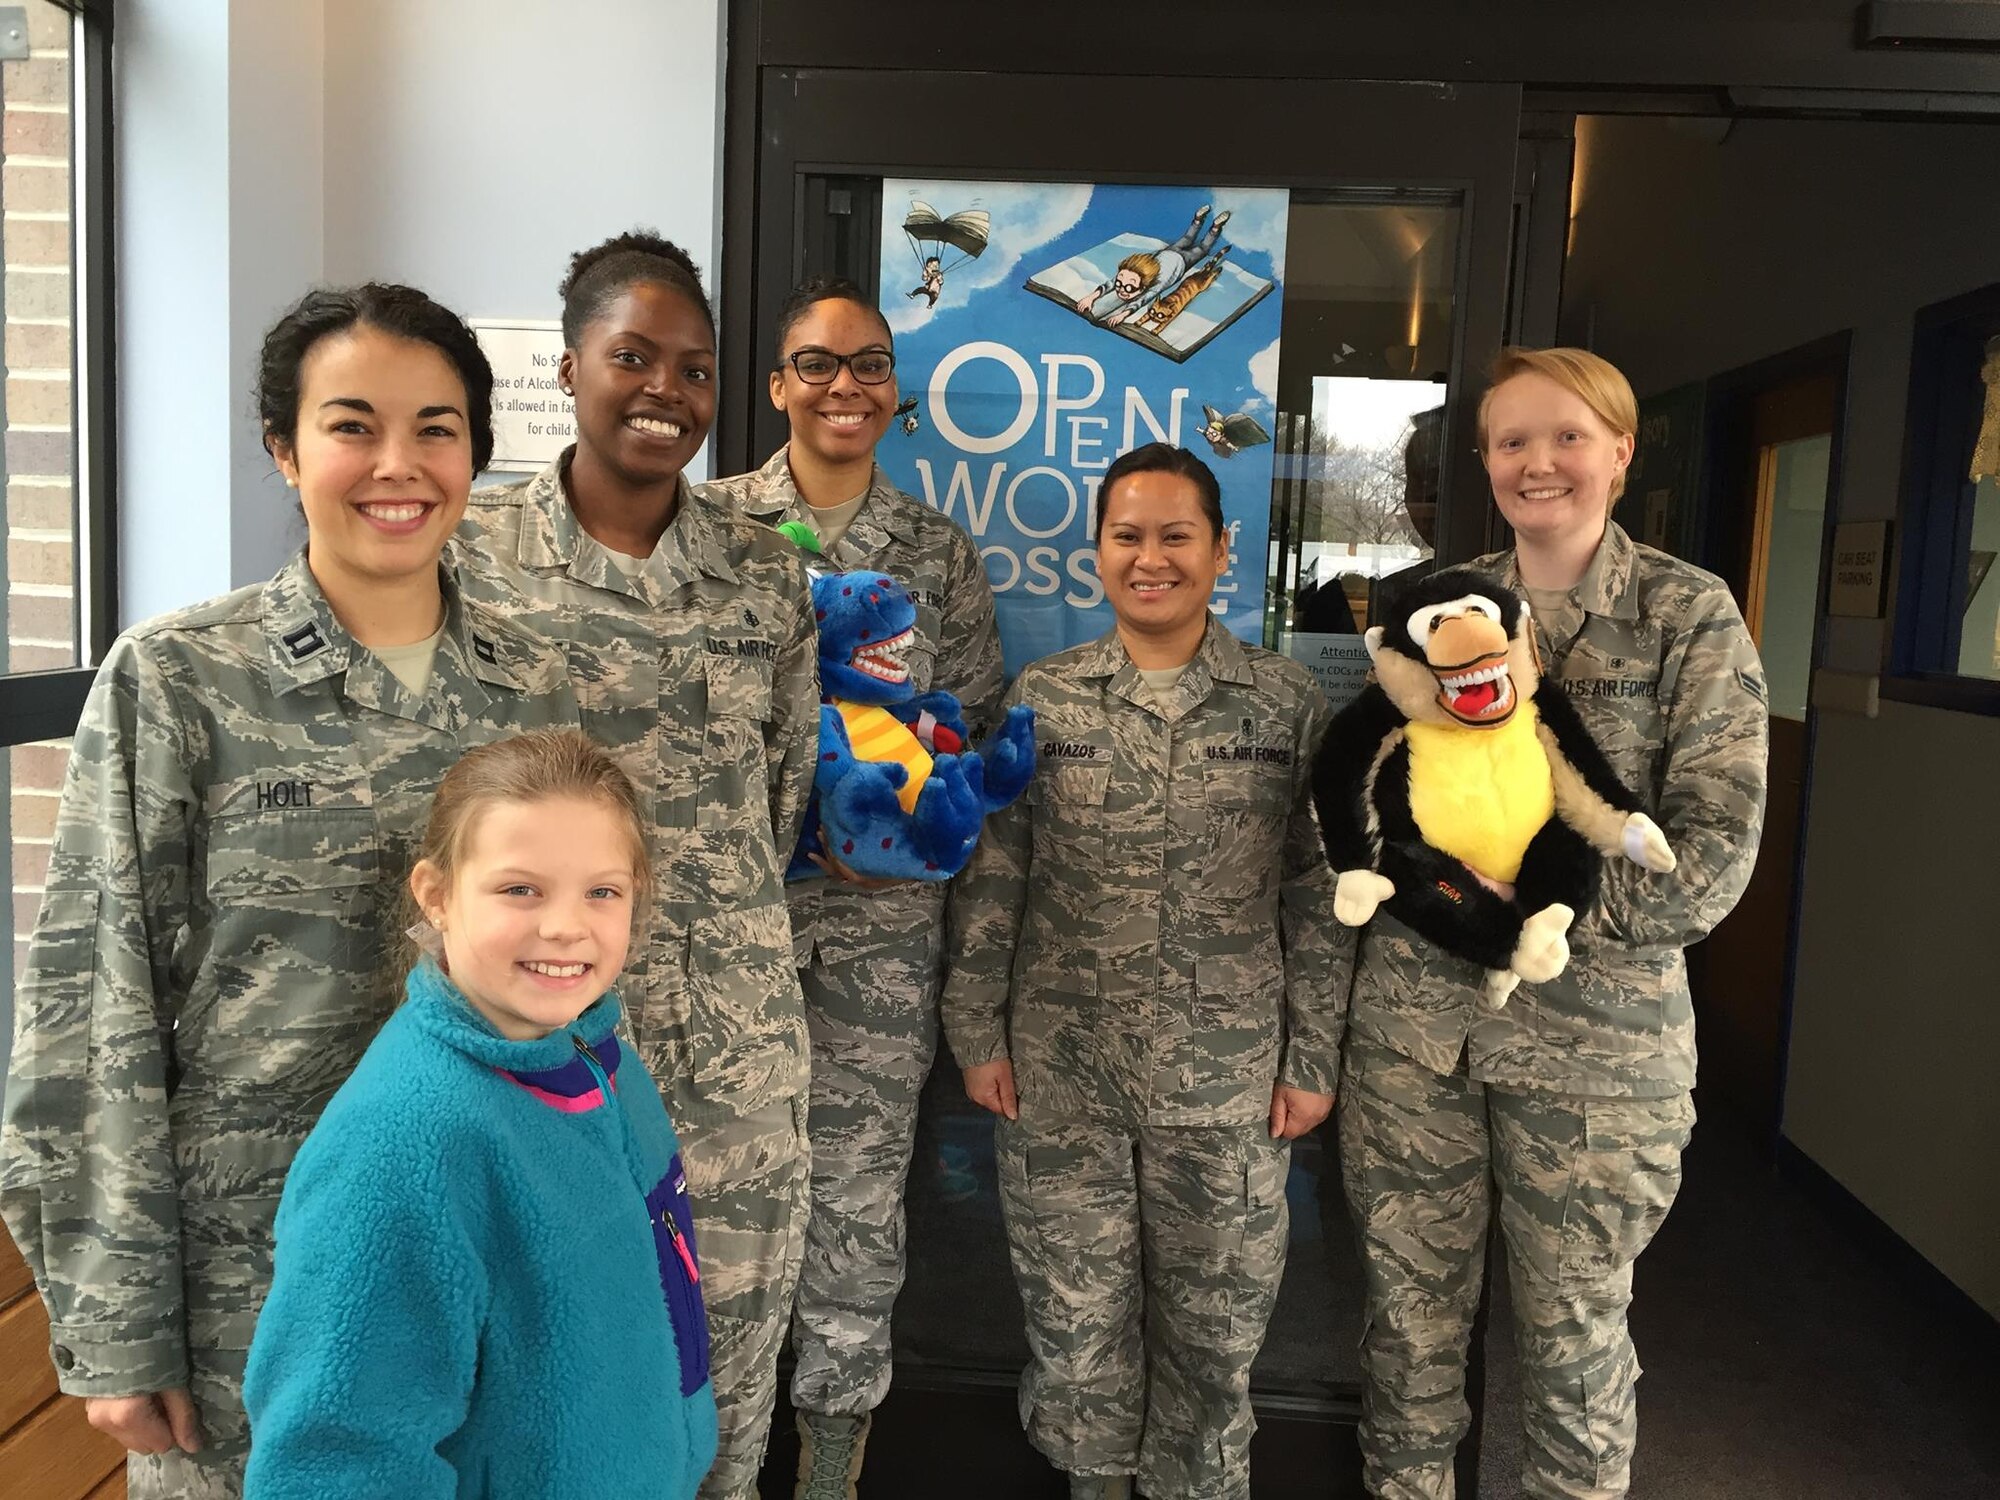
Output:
[370, 619, 447, 696]
[1136, 662, 1190, 708]
[806, 492, 869, 552]
[1525, 585, 1573, 616]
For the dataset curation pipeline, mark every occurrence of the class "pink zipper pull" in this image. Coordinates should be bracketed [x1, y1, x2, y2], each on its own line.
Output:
[665, 1214, 700, 1283]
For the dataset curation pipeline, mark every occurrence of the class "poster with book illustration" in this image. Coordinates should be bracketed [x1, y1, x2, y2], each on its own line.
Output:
[880, 178, 1289, 674]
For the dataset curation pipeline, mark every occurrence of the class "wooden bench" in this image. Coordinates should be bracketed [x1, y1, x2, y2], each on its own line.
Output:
[0, 1231, 126, 1499]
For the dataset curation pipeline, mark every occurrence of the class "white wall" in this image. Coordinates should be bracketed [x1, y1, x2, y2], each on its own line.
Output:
[116, 0, 726, 621]
[1781, 700, 2000, 1317]
[1565, 114, 2000, 1315]
[226, 1, 326, 589]
[319, 0, 727, 496]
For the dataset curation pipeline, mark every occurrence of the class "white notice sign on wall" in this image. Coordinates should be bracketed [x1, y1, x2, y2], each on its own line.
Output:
[470, 319, 574, 472]
[1285, 632, 1374, 713]
[1827, 520, 1890, 619]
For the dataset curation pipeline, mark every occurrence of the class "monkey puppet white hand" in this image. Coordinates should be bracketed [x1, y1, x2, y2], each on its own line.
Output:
[1621, 812, 1676, 873]
[1483, 901, 1576, 1010]
[1334, 868, 1396, 926]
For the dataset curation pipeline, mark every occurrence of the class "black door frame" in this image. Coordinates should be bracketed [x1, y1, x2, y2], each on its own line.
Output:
[1694, 331, 1853, 1147]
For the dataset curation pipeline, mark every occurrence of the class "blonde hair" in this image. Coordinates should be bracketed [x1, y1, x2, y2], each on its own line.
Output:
[1116, 251, 1162, 289]
[404, 729, 650, 968]
[1476, 346, 1638, 502]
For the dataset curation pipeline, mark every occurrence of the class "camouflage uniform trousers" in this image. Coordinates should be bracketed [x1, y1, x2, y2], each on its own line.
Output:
[1337, 1038, 1695, 1500]
[126, 1450, 245, 1499]
[790, 930, 941, 1418]
[996, 1107, 1291, 1500]
[674, 1088, 812, 1500]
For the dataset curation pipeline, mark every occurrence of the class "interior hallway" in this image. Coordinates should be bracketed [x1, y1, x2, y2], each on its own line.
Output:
[1476, 1109, 2000, 1498]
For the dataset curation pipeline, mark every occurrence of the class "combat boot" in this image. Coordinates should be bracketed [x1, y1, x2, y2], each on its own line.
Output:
[1068, 1476, 1133, 1500]
[794, 1410, 869, 1500]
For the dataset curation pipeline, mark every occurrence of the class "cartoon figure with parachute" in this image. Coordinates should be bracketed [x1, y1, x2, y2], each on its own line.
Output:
[903, 200, 989, 309]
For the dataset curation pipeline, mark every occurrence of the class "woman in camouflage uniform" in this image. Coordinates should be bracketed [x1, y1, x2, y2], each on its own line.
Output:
[453, 232, 820, 1500]
[698, 277, 1005, 1496]
[945, 443, 1346, 1500]
[1338, 347, 1768, 1500]
[0, 284, 581, 1498]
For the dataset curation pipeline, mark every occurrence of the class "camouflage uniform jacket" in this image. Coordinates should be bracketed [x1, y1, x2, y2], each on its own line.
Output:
[697, 447, 1005, 966]
[0, 552, 576, 1408]
[1348, 521, 1769, 1097]
[942, 621, 1346, 1127]
[456, 453, 819, 1112]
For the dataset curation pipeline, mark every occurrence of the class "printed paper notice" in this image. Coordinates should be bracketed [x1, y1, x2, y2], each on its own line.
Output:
[470, 319, 575, 472]
[1286, 633, 1373, 712]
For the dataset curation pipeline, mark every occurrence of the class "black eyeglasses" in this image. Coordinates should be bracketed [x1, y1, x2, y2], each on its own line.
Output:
[782, 347, 896, 386]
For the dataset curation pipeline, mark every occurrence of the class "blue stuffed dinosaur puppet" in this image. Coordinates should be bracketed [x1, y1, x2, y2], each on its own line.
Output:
[791, 567, 1036, 882]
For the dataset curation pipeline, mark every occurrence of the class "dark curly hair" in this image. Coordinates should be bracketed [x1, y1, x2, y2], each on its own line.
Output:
[559, 229, 713, 346]
[773, 276, 891, 365]
[1094, 442, 1224, 540]
[257, 283, 495, 472]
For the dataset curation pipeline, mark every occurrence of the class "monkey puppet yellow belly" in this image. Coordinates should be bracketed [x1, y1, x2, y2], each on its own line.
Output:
[1403, 705, 1555, 884]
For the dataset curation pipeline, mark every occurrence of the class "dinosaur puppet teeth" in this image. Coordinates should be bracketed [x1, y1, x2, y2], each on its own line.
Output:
[852, 627, 914, 683]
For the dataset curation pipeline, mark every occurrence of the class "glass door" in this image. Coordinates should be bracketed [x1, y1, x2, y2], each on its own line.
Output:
[1268, 191, 1463, 711]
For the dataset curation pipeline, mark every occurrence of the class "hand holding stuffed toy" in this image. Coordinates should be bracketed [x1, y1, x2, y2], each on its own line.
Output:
[1310, 566, 1675, 1005]
[789, 558, 1035, 883]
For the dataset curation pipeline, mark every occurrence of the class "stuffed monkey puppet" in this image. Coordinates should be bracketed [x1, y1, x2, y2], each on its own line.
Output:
[1310, 566, 1676, 1004]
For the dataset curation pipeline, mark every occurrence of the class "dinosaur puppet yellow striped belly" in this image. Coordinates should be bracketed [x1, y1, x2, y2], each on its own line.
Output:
[1403, 705, 1554, 884]
[835, 701, 933, 815]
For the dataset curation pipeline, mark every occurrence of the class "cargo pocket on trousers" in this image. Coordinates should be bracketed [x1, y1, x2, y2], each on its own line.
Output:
[1557, 1093, 1695, 1291]
[0, 886, 99, 1189]
[999, 1130, 1101, 1458]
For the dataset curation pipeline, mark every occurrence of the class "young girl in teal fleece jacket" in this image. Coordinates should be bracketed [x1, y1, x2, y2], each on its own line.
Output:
[243, 730, 717, 1498]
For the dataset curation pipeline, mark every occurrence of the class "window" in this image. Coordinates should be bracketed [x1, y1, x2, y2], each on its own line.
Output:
[2, 0, 112, 1064]
[1892, 280, 2000, 711]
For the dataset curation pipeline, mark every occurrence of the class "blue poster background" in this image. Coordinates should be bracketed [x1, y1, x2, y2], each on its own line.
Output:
[878, 179, 1288, 676]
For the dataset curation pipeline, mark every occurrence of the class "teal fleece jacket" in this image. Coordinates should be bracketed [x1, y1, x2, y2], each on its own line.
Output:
[242, 961, 718, 1498]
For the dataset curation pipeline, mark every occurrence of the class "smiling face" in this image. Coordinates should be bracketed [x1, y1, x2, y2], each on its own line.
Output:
[1096, 469, 1228, 639]
[411, 794, 639, 1041]
[560, 280, 716, 489]
[268, 325, 473, 594]
[770, 298, 898, 475]
[1480, 370, 1634, 548]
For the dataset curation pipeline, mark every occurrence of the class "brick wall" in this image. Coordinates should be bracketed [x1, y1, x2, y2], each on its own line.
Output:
[5, 3, 77, 1037]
